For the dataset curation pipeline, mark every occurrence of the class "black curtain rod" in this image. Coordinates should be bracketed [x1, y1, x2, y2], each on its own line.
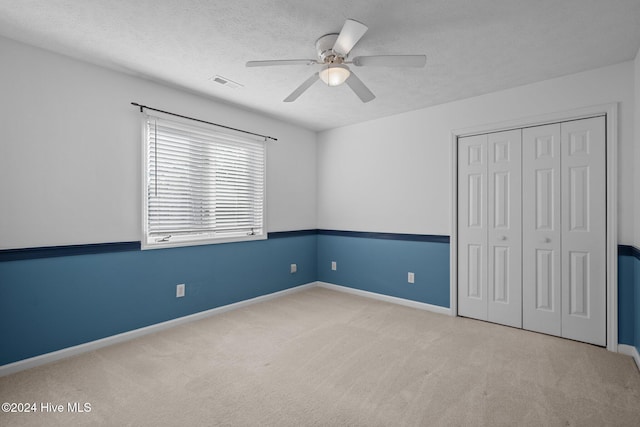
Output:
[131, 102, 277, 142]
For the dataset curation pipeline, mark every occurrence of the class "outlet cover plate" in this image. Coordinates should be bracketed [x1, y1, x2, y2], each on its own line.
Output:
[176, 283, 185, 298]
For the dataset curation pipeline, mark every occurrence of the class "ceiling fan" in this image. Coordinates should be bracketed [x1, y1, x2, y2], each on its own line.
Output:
[246, 19, 426, 103]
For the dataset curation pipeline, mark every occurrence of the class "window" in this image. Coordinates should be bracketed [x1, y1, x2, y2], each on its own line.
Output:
[142, 114, 266, 249]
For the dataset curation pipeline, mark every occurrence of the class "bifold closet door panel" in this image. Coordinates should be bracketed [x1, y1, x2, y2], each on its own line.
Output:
[560, 117, 606, 346]
[522, 124, 562, 336]
[458, 134, 488, 321]
[487, 130, 522, 328]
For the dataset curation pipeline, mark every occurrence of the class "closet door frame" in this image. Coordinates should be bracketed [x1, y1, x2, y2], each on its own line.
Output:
[449, 103, 618, 352]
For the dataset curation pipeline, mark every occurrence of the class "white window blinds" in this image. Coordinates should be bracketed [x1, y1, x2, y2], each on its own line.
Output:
[143, 115, 266, 249]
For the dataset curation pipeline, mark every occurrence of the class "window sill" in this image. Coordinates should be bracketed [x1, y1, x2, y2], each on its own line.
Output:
[141, 233, 267, 250]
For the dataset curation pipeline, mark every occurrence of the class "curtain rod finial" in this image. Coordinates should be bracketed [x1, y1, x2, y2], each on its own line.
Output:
[131, 102, 144, 113]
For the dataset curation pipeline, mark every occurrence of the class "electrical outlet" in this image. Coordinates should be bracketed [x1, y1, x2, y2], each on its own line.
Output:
[331, 261, 337, 271]
[408, 272, 415, 284]
[176, 283, 185, 298]
[290, 263, 297, 274]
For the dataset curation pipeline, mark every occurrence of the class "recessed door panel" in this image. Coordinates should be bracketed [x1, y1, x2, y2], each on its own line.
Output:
[535, 169, 554, 230]
[535, 249, 555, 311]
[469, 144, 483, 165]
[493, 246, 509, 303]
[467, 244, 483, 299]
[569, 251, 589, 317]
[468, 174, 483, 228]
[523, 124, 561, 337]
[569, 166, 589, 232]
[494, 172, 510, 229]
[568, 131, 589, 156]
[536, 136, 554, 159]
[494, 140, 510, 163]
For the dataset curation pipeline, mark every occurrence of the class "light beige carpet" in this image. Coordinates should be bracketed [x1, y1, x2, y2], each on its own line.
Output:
[1, 287, 639, 426]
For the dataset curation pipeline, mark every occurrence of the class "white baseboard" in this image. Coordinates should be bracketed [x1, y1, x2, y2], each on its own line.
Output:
[618, 344, 640, 371]
[0, 282, 317, 377]
[317, 281, 452, 316]
[8, 276, 629, 378]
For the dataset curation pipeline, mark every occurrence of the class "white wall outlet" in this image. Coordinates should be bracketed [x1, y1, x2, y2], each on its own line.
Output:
[331, 261, 337, 271]
[176, 283, 185, 298]
[290, 263, 297, 274]
[408, 272, 415, 284]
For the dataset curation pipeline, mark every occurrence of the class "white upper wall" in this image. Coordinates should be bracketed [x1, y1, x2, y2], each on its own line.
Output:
[0, 36, 317, 249]
[318, 61, 635, 244]
[2, 35, 637, 249]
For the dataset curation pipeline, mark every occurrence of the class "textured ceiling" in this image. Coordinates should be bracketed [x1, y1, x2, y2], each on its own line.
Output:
[1, 0, 639, 131]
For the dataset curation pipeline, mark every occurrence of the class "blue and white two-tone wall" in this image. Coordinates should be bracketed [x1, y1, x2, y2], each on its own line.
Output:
[0, 36, 318, 368]
[317, 58, 640, 364]
[3, 35, 640, 371]
[317, 231, 450, 310]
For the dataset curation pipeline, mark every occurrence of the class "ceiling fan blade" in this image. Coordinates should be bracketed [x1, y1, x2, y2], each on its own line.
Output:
[333, 19, 368, 56]
[352, 55, 427, 67]
[283, 73, 319, 102]
[246, 59, 318, 67]
[345, 72, 375, 103]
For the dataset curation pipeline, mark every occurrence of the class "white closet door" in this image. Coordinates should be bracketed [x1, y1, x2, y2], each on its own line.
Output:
[522, 124, 562, 336]
[458, 134, 488, 321]
[560, 117, 606, 346]
[487, 130, 522, 328]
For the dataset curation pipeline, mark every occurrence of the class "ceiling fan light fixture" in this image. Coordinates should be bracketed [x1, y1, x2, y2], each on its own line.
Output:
[319, 64, 350, 87]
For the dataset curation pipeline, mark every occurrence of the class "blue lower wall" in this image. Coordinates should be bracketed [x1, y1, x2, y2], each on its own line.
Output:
[636, 257, 640, 355]
[618, 255, 636, 346]
[0, 235, 317, 365]
[317, 234, 450, 308]
[618, 247, 640, 355]
[2, 232, 639, 366]
[636, 256, 640, 355]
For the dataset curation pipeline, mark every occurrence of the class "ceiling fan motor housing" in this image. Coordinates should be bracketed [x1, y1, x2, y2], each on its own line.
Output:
[316, 33, 342, 63]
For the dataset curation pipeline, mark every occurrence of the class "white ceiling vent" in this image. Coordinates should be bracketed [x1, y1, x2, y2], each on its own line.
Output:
[210, 75, 243, 89]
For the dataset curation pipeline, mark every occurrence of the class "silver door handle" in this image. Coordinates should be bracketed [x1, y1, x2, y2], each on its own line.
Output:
[540, 237, 550, 243]
[498, 236, 507, 241]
